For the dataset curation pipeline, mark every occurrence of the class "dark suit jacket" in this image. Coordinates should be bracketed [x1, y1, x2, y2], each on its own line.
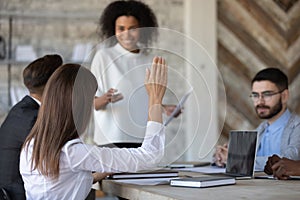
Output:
[0, 95, 39, 200]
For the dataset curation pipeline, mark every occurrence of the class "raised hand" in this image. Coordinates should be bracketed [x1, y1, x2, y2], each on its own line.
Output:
[144, 56, 167, 123]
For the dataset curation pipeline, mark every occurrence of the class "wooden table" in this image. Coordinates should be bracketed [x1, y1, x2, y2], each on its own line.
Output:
[102, 175, 300, 200]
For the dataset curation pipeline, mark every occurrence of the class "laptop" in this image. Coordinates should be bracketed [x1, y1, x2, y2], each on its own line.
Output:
[225, 130, 258, 179]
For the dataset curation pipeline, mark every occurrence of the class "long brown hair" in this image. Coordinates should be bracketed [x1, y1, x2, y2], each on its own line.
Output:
[23, 64, 97, 179]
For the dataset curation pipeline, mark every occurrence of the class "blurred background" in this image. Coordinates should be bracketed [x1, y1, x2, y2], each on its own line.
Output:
[0, 0, 300, 162]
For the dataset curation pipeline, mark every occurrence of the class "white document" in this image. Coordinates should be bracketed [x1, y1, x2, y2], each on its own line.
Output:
[113, 177, 175, 185]
[177, 166, 226, 174]
[164, 88, 193, 126]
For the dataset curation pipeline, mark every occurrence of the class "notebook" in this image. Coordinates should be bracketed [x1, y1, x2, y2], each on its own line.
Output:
[225, 130, 258, 179]
[108, 169, 179, 179]
[170, 176, 236, 188]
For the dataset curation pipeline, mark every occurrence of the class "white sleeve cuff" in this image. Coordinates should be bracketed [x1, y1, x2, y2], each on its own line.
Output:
[145, 121, 165, 137]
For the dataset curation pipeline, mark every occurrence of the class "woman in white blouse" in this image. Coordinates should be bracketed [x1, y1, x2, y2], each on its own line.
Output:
[20, 57, 167, 200]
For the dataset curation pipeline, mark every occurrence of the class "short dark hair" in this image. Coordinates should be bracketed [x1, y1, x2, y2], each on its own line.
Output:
[251, 68, 288, 90]
[99, 0, 158, 47]
[23, 54, 63, 94]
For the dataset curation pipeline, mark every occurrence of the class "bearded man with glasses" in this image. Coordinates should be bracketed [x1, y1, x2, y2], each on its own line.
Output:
[214, 68, 300, 171]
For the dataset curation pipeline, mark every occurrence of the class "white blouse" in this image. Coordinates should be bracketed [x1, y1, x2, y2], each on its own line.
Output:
[20, 121, 165, 200]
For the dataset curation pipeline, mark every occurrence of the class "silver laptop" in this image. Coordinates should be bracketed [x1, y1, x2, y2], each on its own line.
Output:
[225, 130, 258, 179]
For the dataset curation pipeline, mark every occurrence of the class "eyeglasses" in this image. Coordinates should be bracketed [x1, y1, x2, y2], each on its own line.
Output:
[249, 90, 284, 102]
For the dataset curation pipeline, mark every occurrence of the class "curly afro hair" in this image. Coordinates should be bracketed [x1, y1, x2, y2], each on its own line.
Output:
[99, 0, 158, 47]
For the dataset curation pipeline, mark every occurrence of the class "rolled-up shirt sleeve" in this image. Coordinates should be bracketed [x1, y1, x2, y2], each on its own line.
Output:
[64, 121, 165, 173]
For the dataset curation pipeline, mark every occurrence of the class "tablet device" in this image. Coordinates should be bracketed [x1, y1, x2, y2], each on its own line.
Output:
[164, 88, 193, 126]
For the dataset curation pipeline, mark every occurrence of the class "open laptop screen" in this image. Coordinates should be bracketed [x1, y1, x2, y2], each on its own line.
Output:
[226, 130, 258, 178]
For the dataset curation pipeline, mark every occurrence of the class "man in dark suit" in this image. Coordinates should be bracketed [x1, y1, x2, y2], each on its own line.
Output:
[0, 55, 63, 200]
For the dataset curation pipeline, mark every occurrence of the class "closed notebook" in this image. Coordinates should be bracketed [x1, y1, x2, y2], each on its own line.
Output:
[170, 176, 236, 188]
[108, 170, 178, 179]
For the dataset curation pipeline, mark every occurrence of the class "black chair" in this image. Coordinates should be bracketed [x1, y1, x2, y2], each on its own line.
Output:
[0, 188, 11, 200]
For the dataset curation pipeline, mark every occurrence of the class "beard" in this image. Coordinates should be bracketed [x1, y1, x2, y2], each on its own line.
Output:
[255, 98, 283, 119]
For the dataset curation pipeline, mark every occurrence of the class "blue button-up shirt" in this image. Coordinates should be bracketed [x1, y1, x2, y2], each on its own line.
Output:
[257, 109, 291, 157]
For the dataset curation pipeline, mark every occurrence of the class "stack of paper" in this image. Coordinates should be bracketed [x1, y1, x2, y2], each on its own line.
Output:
[107, 170, 179, 185]
[166, 161, 210, 168]
[108, 170, 178, 179]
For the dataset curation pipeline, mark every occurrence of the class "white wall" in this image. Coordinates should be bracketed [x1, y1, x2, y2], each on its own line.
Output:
[184, 0, 218, 161]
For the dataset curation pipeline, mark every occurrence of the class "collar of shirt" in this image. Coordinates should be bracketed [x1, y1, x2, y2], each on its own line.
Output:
[30, 95, 41, 106]
[266, 109, 291, 135]
[115, 43, 143, 58]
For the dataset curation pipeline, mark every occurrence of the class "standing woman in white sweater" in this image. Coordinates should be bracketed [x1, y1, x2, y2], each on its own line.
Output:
[91, 0, 177, 147]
